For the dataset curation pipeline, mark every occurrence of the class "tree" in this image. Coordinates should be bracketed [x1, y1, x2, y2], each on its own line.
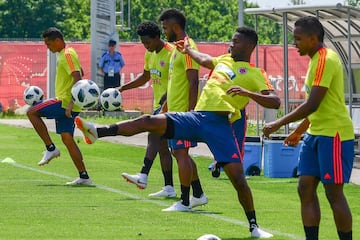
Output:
[0, 0, 282, 43]
[0, 0, 66, 39]
[347, 0, 360, 6]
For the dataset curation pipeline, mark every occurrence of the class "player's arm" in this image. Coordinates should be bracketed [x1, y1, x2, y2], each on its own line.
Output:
[119, 70, 150, 92]
[187, 69, 199, 111]
[227, 87, 280, 109]
[66, 70, 82, 117]
[263, 86, 327, 137]
[284, 118, 309, 147]
[176, 39, 215, 69]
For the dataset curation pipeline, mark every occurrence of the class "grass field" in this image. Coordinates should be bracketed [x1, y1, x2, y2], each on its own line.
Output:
[0, 123, 359, 240]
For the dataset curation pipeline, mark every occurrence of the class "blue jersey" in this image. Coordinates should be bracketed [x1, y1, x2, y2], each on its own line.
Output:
[98, 51, 125, 74]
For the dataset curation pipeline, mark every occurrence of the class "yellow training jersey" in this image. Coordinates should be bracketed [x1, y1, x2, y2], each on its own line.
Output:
[305, 47, 354, 140]
[195, 54, 273, 120]
[55, 47, 82, 112]
[144, 42, 174, 110]
[167, 37, 200, 112]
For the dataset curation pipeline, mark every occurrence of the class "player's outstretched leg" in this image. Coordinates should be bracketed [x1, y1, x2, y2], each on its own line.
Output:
[75, 116, 98, 144]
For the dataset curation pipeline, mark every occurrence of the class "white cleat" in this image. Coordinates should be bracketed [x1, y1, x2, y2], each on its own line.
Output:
[162, 201, 191, 212]
[38, 148, 60, 166]
[121, 173, 148, 189]
[66, 177, 93, 186]
[251, 226, 273, 238]
[190, 194, 208, 208]
[74, 116, 98, 144]
[149, 185, 177, 197]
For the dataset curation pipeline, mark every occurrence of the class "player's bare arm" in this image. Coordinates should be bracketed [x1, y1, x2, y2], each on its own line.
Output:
[119, 70, 150, 92]
[176, 38, 215, 70]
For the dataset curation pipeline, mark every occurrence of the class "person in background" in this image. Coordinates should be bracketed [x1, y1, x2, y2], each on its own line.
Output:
[98, 39, 125, 89]
[263, 16, 353, 240]
[120, 21, 176, 198]
[26, 27, 92, 185]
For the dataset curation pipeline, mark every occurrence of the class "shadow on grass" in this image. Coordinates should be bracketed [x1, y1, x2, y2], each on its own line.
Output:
[37, 184, 96, 187]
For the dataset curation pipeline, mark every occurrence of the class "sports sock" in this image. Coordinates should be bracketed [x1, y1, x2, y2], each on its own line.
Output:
[338, 230, 352, 240]
[180, 185, 190, 206]
[97, 124, 118, 138]
[140, 157, 153, 175]
[246, 211, 258, 232]
[304, 226, 319, 240]
[79, 171, 89, 179]
[191, 179, 204, 198]
[46, 143, 55, 151]
[163, 170, 173, 186]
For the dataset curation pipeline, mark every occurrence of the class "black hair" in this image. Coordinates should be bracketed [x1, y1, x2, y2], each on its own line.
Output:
[108, 39, 117, 46]
[158, 8, 186, 30]
[236, 27, 258, 47]
[295, 16, 324, 42]
[136, 21, 161, 38]
[42, 27, 64, 41]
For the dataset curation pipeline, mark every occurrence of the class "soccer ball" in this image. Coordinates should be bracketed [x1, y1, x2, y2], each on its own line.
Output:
[23, 85, 44, 105]
[197, 234, 221, 240]
[100, 88, 122, 111]
[71, 79, 100, 109]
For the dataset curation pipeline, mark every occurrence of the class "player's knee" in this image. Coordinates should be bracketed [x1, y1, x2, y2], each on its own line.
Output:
[139, 114, 152, 124]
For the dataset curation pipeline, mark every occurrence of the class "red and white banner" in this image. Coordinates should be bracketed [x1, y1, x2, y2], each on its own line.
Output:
[0, 42, 308, 116]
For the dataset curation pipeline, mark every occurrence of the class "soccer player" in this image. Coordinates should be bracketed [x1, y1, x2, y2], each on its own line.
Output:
[157, 8, 208, 211]
[119, 21, 176, 197]
[263, 16, 353, 240]
[26, 27, 92, 185]
[75, 26, 277, 238]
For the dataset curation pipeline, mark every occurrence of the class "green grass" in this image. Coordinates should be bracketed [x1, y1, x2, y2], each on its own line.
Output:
[0, 123, 359, 240]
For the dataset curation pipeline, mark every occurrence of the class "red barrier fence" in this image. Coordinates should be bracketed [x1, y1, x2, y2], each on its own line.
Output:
[0, 42, 308, 118]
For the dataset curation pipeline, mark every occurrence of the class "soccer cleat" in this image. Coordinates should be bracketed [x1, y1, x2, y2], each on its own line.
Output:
[148, 185, 177, 197]
[74, 116, 98, 144]
[121, 173, 148, 189]
[162, 201, 191, 212]
[38, 148, 60, 166]
[190, 194, 208, 208]
[251, 226, 273, 238]
[66, 177, 93, 186]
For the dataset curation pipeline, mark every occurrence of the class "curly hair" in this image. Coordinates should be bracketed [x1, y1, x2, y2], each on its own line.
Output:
[136, 21, 161, 38]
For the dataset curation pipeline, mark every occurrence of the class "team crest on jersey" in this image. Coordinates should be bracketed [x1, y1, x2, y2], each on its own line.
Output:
[238, 68, 247, 74]
[160, 60, 165, 68]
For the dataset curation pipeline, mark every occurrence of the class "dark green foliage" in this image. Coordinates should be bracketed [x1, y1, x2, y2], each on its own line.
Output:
[0, 0, 283, 43]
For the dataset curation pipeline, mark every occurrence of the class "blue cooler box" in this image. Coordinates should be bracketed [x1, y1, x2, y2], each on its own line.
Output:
[263, 135, 302, 178]
[243, 136, 262, 176]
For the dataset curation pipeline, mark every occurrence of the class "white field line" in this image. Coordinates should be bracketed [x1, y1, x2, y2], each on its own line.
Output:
[4, 161, 303, 240]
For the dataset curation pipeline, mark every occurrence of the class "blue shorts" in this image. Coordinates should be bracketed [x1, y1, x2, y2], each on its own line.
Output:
[298, 133, 354, 184]
[152, 107, 161, 115]
[33, 98, 79, 135]
[165, 111, 241, 163]
[168, 138, 197, 150]
[231, 109, 247, 162]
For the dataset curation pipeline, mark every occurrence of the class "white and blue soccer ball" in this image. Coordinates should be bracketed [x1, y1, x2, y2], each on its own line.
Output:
[100, 88, 122, 111]
[23, 85, 44, 105]
[197, 234, 221, 240]
[71, 79, 100, 109]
